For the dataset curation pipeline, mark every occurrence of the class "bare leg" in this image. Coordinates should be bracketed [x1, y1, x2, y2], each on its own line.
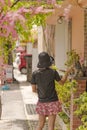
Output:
[36, 114, 46, 130]
[48, 114, 56, 130]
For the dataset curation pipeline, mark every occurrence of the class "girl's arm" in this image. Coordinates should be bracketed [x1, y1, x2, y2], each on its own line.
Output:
[31, 84, 37, 93]
[59, 66, 73, 85]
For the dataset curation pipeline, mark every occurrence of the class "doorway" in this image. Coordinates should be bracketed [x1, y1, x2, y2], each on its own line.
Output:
[55, 20, 72, 70]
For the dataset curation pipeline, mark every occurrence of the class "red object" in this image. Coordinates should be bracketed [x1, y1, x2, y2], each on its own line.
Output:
[19, 54, 26, 70]
[18, 53, 32, 74]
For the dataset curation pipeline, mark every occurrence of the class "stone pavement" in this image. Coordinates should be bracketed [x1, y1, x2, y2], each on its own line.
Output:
[0, 81, 62, 130]
[0, 82, 29, 130]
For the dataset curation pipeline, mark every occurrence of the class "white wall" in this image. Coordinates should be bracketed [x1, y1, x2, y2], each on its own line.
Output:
[26, 43, 38, 72]
[26, 43, 32, 54]
[55, 21, 70, 70]
[38, 26, 44, 53]
[37, 22, 70, 71]
[31, 25, 44, 72]
[32, 48, 38, 72]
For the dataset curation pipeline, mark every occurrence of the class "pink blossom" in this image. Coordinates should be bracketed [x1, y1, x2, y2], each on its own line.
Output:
[47, 0, 52, 4]
[40, 9, 54, 13]
[0, 0, 5, 6]
[7, 0, 12, 7]
[51, 0, 56, 4]
[63, 4, 72, 21]
[17, 7, 30, 14]
[54, 4, 62, 8]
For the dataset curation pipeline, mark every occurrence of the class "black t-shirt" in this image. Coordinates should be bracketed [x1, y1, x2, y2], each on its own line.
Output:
[31, 68, 61, 103]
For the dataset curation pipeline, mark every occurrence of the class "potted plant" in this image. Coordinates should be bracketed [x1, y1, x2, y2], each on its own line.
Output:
[65, 50, 84, 77]
[74, 92, 87, 130]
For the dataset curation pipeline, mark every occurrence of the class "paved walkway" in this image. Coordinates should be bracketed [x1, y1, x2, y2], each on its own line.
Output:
[0, 82, 29, 130]
[0, 81, 62, 130]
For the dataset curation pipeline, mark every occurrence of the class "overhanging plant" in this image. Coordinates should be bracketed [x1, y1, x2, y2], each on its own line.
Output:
[65, 50, 80, 67]
[65, 50, 83, 77]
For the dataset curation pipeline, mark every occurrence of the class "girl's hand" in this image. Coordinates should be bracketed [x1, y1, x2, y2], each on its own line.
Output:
[66, 65, 74, 75]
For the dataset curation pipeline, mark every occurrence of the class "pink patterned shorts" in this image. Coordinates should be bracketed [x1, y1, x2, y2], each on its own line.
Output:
[36, 101, 62, 115]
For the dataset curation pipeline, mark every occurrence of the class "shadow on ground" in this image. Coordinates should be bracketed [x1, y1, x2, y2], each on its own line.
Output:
[0, 119, 29, 130]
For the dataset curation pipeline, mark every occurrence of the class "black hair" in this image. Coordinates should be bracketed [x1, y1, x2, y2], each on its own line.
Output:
[50, 56, 55, 65]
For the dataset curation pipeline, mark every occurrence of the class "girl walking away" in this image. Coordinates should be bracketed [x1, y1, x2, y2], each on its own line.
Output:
[31, 52, 73, 130]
